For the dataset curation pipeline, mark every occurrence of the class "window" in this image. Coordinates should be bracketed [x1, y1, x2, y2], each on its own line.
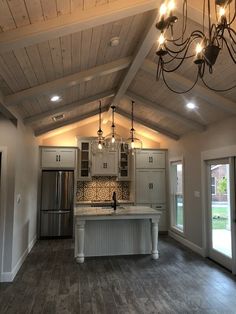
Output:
[170, 160, 184, 232]
[211, 177, 216, 195]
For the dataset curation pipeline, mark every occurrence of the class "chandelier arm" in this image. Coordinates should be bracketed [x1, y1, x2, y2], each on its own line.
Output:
[201, 76, 236, 92]
[228, 0, 236, 25]
[164, 33, 203, 58]
[162, 39, 199, 72]
[222, 37, 236, 63]
[164, 51, 195, 63]
[161, 70, 200, 94]
[227, 27, 236, 44]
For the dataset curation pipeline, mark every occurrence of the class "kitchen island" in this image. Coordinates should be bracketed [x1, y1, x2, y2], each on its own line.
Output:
[74, 206, 162, 263]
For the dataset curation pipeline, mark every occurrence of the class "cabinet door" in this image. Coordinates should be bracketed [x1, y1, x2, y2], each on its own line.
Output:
[148, 169, 166, 203]
[78, 141, 91, 180]
[92, 151, 118, 176]
[41, 148, 59, 168]
[136, 151, 165, 169]
[58, 149, 76, 168]
[136, 169, 166, 204]
[136, 170, 150, 203]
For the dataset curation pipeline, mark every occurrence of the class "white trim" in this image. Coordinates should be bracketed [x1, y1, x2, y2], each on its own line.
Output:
[169, 157, 185, 235]
[0, 147, 7, 280]
[0, 235, 37, 282]
[169, 229, 204, 256]
[201, 145, 236, 261]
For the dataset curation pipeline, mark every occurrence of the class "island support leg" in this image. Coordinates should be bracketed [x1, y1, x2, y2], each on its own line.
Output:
[75, 219, 86, 264]
[151, 218, 159, 260]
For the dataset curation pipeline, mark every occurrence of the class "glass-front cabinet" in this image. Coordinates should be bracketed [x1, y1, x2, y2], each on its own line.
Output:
[118, 143, 130, 180]
[78, 140, 91, 180]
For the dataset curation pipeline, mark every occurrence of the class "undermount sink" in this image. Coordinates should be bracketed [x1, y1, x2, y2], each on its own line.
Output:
[101, 206, 125, 210]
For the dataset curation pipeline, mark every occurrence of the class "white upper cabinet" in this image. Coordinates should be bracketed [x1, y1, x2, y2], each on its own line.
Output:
[92, 150, 118, 176]
[41, 147, 76, 169]
[136, 150, 165, 169]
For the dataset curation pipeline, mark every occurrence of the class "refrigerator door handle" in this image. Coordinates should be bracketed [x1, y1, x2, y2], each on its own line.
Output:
[41, 210, 71, 214]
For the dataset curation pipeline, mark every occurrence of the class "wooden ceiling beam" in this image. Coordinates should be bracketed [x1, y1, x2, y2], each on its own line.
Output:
[111, 6, 160, 108]
[116, 107, 180, 141]
[142, 59, 236, 115]
[0, 91, 17, 126]
[5, 57, 131, 107]
[0, 0, 159, 54]
[24, 90, 115, 125]
[126, 91, 206, 132]
[35, 105, 109, 137]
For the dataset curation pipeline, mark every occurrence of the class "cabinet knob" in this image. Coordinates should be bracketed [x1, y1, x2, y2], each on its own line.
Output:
[149, 183, 154, 189]
[149, 156, 153, 163]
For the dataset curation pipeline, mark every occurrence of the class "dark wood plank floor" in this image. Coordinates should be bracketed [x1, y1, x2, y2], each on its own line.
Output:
[1, 236, 236, 314]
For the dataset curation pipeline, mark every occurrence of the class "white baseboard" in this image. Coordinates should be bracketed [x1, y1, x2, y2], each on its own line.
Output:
[0, 235, 37, 282]
[168, 230, 204, 256]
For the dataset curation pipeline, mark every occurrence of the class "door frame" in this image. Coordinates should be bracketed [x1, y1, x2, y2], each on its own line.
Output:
[0, 147, 7, 281]
[201, 145, 236, 274]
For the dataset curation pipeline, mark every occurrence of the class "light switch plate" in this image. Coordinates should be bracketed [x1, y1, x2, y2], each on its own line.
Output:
[194, 191, 200, 198]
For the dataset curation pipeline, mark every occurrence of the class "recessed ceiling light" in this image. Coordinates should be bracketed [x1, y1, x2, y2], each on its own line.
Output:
[50, 95, 60, 102]
[110, 36, 120, 47]
[186, 102, 196, 109]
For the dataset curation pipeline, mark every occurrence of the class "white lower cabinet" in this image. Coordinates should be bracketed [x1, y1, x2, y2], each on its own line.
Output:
[136, 169, 166, 204]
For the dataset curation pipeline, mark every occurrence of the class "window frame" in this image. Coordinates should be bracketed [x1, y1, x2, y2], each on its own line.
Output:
[169, 157, 185, 235]
[211, 176, 216, 195]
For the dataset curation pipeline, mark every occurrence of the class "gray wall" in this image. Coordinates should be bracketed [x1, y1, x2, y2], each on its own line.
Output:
[161, 115, 236, 248]
[0, 115, 39, 276]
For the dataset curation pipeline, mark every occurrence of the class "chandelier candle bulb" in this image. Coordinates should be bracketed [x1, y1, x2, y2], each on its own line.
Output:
[159, 3, 167, 17]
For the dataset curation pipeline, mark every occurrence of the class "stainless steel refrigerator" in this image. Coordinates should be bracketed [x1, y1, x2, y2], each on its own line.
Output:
[40, 170, 74, 238]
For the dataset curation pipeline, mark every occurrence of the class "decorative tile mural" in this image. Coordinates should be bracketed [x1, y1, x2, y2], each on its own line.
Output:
[77, 177, 130, 201]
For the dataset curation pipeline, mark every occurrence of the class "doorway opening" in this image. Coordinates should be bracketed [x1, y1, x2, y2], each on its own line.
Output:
[206, 158, 236, 273]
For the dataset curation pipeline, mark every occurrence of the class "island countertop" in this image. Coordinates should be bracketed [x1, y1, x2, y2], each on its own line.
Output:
[74, 205, 161, 218]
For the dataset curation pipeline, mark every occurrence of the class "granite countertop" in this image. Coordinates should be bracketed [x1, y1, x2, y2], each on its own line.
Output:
[74, 206, 162, 217]
[76, 200, 134, 205]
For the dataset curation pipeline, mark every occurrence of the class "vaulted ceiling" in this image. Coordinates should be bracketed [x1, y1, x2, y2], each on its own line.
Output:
[0, 0, 235, 141]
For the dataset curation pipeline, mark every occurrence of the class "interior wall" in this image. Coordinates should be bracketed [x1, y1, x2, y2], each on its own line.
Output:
[0, 115, 39, 278]
[39, 120, 160, 148]
[158, 115, 236, 248]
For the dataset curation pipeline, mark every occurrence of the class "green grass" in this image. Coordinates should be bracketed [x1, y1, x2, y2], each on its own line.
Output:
[212, 206, 229, 230]
[176, 206, 229, 230]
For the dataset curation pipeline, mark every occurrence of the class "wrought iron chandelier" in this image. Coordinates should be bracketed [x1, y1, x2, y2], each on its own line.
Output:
[155, 0, 236, 93]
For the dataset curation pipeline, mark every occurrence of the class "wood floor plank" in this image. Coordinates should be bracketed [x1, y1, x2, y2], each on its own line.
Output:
[1, 236, 236, 314]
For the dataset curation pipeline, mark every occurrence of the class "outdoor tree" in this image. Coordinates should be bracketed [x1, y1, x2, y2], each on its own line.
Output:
[217, 177, 227, 194]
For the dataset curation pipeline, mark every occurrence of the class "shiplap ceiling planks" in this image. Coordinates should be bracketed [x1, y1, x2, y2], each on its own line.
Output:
[0, 0, 235, 138]
[0, 0, 159, 53]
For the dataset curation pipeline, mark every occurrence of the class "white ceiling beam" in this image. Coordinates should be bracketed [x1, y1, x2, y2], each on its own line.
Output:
[116, 107, 180, 141]
[35, 105, 109, 137]
[0, 91, 17, 126]
[24, 90, 115, 125]
[0, 0, 160, 54]
[111, 6, 160, 108]
[5, 57, 131, 107]
[142, 59, 236, 115]
[126, 91, 206, 132]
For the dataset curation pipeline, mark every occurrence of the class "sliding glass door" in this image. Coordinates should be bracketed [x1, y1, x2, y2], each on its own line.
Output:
[207, 158, 236, 273]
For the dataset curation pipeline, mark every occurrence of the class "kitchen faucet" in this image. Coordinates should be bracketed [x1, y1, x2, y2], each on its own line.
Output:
[112, 191, 117, 211]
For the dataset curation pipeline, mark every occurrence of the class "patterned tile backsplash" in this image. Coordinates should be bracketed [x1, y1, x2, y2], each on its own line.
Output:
[77, 177, 130, 201]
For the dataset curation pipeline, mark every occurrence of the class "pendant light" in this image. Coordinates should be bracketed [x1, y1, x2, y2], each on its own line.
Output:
[126, 100, 142, 150]
[91, 100, 105, 154]
[97, 100, 103, 150]
[105, 105, 123, 150]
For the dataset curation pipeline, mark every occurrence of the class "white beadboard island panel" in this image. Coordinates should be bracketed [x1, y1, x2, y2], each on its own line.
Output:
[74, 206, 162, 262]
